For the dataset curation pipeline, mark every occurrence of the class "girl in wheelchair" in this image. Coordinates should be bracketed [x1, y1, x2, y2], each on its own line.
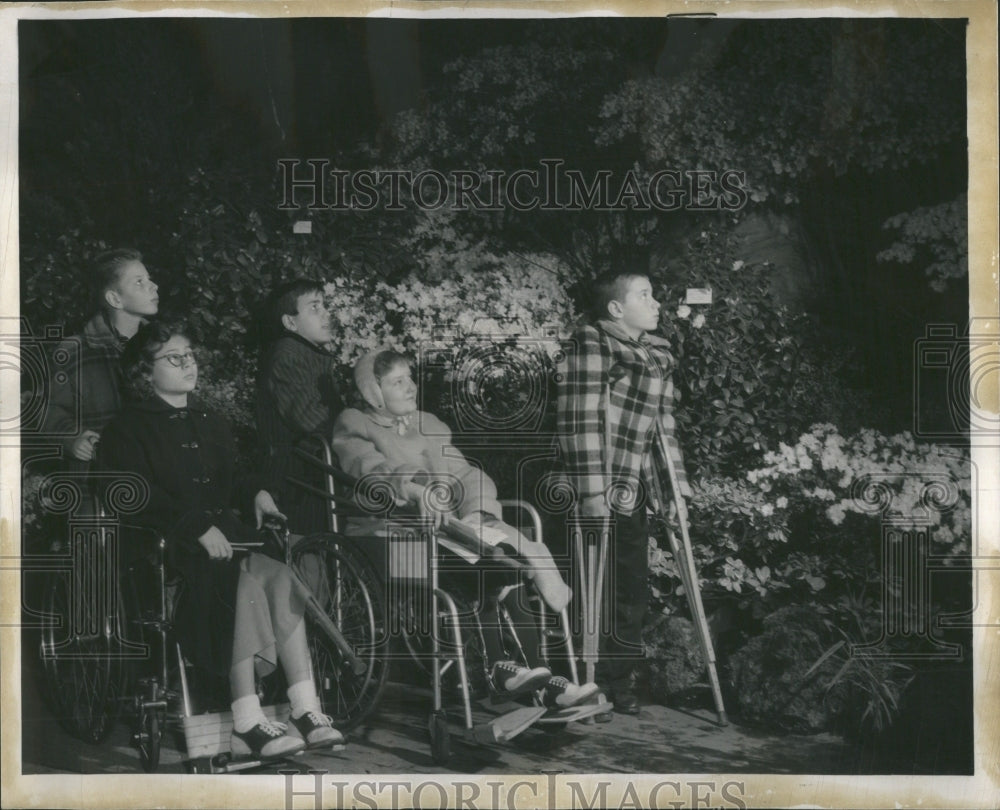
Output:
[98, 320, 343, 760]
[333, 347, 600, 710]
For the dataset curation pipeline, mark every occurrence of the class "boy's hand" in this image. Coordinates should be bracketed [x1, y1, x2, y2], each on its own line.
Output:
[70, 430, 101, 461]
[253, 490, 286, 529]
[580, 494, 610, 519]
[198, 525, 233, 560]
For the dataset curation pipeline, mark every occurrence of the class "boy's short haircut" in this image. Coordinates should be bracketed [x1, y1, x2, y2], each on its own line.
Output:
[588, 267, 648, 321]
[255, 278, 323, 350]
[92, 248, 143, 310]
[267, 278, 325, 332]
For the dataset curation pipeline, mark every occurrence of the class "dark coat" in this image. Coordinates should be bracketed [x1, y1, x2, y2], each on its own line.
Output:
[98, 394, 266, 675]
[42, 312, 128, 469]
[255, 333, 343, 532]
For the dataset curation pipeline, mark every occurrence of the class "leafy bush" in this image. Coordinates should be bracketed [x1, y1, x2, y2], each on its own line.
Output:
[642, 614, 707, 704]
[727, 606, 838, 731]
[727, 604, 913, 734]
[877, 193, 967, 292]
[651, 223, 874, 479]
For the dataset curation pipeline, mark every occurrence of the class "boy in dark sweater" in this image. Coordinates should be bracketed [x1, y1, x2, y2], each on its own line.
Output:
[256, 279, 343, 532]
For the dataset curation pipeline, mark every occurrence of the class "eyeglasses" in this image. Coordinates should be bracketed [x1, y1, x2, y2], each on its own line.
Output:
[153, 350, 197, 368]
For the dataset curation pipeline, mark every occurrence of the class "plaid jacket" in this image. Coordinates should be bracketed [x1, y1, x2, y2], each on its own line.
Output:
[556, 319, 690, 511]
[42, 312, 127, 457]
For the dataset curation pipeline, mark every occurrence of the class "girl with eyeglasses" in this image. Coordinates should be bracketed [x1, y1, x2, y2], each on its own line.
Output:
[98, 320, 342, 760]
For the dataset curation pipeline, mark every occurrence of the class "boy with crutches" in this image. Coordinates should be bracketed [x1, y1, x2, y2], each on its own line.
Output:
[556, 268, 690, 716]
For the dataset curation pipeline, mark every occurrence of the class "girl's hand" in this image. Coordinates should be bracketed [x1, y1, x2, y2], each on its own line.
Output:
[253, 490, 286, 529]
[401, 481, 445, 530]
[198, 525, 233, 560]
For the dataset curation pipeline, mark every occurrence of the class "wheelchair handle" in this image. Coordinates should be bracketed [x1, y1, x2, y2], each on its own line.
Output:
[229, 542, 265, 552]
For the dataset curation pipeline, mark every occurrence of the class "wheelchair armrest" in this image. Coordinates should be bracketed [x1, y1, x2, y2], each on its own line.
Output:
[292, 448, 358, 489]
[293, 434, 358, 489]
[498, 499, 544, 543]
[439, 516, 528, 572]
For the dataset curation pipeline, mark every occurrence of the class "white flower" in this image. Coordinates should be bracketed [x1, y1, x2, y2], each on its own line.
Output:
[732, 260, 745, 271]
[676, 304, 691, 319]
[692, 313, 706, 329]
[776, 496, 788, 509]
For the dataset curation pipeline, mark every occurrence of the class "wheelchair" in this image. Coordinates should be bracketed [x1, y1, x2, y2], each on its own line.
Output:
[289, 435, 611, 765]
[34, 470, 387, 773]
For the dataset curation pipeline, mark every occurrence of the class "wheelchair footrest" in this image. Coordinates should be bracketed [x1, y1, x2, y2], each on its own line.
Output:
[183, 702, 290, 760]
[471, 706, 547, 744]
[536, 696, 613, 724]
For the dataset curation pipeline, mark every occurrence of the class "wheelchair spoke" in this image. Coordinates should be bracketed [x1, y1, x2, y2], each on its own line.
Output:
[292, 537, 388, 731]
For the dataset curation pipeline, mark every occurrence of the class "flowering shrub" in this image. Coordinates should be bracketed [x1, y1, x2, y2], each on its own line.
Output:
[748, 423, 971, 557]
[325, 254, 575, 367]
[649, 423, 971, 614]
[323, 251, 576, 445]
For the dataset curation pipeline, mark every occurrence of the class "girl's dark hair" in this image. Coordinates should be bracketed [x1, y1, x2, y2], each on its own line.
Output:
[120, 319, 193, 400]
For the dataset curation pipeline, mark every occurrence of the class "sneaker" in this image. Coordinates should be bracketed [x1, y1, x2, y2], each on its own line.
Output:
[231, 720, 306, 759]
[490, 660, 551, 697]
[288, 710, 345, 749]
[541, 677, 601, 709]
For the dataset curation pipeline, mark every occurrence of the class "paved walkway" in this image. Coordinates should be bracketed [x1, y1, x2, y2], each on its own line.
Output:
[23, 678, 857, 776]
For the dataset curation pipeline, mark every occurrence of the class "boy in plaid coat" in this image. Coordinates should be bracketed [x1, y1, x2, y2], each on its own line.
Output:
[556, 268, 689, 715]
[42, 248, 159, 470]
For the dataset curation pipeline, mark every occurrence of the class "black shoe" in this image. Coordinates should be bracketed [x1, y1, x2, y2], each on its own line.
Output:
[594, 708, 614, 724]
[610, 680, 641, 715]
[288, 710, 345, 749]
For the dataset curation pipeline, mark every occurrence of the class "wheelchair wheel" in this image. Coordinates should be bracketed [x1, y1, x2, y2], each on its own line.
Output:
[291, 535, 389, 730]
[39, 565, 127, 744]
[398, 592, 490, 700]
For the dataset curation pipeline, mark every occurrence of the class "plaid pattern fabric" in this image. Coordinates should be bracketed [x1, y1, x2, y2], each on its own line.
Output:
[42, 312, 127, 454]
[556, 319, 690, 511]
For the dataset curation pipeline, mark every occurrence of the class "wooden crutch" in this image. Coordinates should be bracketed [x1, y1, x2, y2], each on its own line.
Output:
[652, 426, 728, 725]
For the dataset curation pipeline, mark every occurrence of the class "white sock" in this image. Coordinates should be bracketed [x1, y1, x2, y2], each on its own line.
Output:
[231, 694, 267, 734]
[287, 679, 322, 719]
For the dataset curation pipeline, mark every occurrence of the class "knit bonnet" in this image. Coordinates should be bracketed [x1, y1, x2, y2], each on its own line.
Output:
[354, 346, 391, 410]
